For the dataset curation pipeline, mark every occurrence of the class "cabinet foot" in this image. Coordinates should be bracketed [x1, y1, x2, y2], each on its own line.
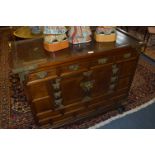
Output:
[117, 105, 125, 114]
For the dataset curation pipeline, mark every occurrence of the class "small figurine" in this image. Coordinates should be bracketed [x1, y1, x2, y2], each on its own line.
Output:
[43, 26, 69, 52]
[68, 26, 92, 44]
[95, 26, 116, 42]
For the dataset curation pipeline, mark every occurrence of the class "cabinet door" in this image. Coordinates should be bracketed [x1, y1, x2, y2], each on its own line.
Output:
[91, 64, 113, 97]
[28, 80, 55, 114]
[60, 72, 85, 106]
[28, 81, 52, 100]
[119, 60, 137, 77]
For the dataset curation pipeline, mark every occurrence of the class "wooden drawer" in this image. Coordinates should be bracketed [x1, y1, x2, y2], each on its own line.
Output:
[28, 68, 57, 83]
[60, 61, 89, 76]
[88, 94, 117, 110]
[52, 115, 74, 126]
[110, 93, 127, 104]
[88, 100, 106, 109]
[28, 81, 51, 100]
[36, 110, 62, 120]
[32, 97, 53, 114]
[64, 103, 86, 115]
[90, 55, 114, 69]
[116, 51, 137, 62]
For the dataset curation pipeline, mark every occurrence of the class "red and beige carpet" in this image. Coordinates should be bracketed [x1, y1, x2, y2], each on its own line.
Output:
[0, 28, 155, 129]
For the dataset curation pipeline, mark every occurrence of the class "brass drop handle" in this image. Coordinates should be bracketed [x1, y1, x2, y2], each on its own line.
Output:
[69, 64, 79, 71]
[36, 71, 48, 79]
[124, 53, 131, 59]
[98, 57, 108, 64]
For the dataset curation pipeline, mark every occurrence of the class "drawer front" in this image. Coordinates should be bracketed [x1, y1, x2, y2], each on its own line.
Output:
[88, 98, 107, 109]
[32, 97, 53, 114]
[28, 81, 51, 100]
[90, 55, 114, 69]
[28, 68, 57, 82]
[60, 61, 89, 76]
[64, 103, 86, 115]
[52, 115, 74, 126]
[116, 51, 138, 62]
[36, 110, 61, 120]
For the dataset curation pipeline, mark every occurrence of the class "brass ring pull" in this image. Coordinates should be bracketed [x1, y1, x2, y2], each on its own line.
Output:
[54, 98, 63, 107]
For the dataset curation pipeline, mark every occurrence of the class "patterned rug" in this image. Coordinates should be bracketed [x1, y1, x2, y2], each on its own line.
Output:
[0, 29, 11, 128]
[1, 29, 155, 129]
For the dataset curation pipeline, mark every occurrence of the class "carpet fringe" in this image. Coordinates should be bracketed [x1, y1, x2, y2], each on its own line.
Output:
[89, 97, 155, 129]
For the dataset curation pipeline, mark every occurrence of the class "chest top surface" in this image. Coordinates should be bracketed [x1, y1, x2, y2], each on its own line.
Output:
[11, 29, 141, 74]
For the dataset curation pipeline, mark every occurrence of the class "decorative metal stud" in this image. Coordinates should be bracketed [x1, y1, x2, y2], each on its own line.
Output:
[55, 78, 61, 83]
[111, 76, 118, 83]
[52, 83, 60, 90]
[112, 68, 119, 74]
[54, 98, 63, 107]
[54, 91, 61, 98]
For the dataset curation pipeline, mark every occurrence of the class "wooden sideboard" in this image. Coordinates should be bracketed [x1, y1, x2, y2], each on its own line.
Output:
[11, 29, 143, 128]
